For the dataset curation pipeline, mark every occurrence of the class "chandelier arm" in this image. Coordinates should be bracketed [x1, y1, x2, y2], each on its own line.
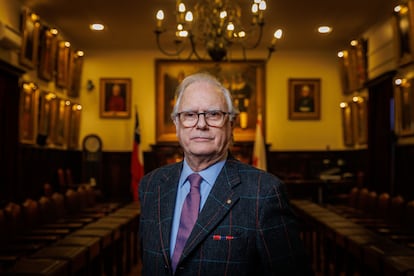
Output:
[267, 45, 276, 61]
[241, 23, 265, 50]
[155, 31, 187, 57]
[185, 33, 203, 60]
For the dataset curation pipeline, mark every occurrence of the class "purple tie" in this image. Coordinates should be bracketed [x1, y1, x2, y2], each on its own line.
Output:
[171, 173, 202, 272]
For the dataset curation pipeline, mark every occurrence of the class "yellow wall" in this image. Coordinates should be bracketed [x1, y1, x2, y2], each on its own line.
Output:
[80, 49, 344, 152]
[0, 1, 396, 153]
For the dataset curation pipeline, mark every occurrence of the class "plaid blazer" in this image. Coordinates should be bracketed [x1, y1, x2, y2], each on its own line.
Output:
[139, 156, 312, 276]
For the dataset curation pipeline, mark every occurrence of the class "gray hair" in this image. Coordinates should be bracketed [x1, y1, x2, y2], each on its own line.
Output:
[171, 72, 238, 121]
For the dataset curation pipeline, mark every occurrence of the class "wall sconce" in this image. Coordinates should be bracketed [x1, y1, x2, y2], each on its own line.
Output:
[87, 79, 95, 91]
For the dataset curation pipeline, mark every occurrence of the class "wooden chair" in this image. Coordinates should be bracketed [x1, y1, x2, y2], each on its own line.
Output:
[1, 202, 47, 259]
[388, 200, 414, 248]
[50, 192, 93, 225]
[38, 196, 84, 231]
[326, 186, 359, 215]
[338, 188, 369, 219]
[347, 190, 380, 225]
[372, 195, 405, 236]
[21, 198, 70, 238]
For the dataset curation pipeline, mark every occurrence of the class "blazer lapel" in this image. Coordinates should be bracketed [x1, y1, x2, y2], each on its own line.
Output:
[182, 159, 241, 257]
[157, 163, 183, 265]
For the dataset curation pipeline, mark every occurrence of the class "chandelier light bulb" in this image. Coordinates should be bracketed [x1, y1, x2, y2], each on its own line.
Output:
[154, 0, 277, 61]
[185, 11, 193, 22]
[274, 29, 282, 39]
[156, 10, 164, 29]
[259, 1, 266, 11]
[156, 10, 164, 21]
[251, 4, 258, 14]
[178, 3, 186, 13]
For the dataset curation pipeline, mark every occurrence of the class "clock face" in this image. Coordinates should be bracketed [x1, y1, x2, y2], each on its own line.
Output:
[84, 136, 101, 152]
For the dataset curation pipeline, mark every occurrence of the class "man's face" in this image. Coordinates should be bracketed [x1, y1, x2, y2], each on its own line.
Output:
[174, 81, 233, 159]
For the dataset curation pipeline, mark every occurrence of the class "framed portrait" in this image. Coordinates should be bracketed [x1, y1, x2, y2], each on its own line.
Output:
[36, 91, 56, 146]
[19, 9, 40, 69]
[394, 0, 414, 67]
[19, 82, 39, 144]
[49, 97, 71, 147]
[100, 78, 131, 119]
[288, 78, 321, 120]
[67, 50, 84, 98]
[38, 26, 58, 81]
[68, 103, 82, 149]
[394, 75, 414, 136]
[155, 59, 266, 142]
[353, 96, 368, 145]
[340, 101, 355, 146]
[338, 39, 368, 94]
[56, 40, 71, 88]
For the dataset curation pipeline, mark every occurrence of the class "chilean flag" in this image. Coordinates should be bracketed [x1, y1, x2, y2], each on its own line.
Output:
[130, 108, 144, 201]
[252, 112, 267, 171]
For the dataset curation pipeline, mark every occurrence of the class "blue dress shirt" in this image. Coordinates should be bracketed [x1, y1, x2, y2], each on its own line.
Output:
[170, 159, 225, 258]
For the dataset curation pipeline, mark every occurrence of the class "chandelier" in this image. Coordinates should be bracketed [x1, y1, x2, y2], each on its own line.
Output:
[154, 0, 282, 62]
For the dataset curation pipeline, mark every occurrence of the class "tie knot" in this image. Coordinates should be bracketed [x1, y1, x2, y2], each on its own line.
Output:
[188, 173, 202, 190]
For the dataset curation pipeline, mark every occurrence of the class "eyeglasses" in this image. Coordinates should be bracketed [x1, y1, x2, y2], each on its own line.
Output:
[175, 110, 231, 127]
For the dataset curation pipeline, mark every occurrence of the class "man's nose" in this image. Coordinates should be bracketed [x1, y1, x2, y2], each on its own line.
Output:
[196, 113, 208, 127]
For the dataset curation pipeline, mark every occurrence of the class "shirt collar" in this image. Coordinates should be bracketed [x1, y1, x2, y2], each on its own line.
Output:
[180, 159, 226, 188]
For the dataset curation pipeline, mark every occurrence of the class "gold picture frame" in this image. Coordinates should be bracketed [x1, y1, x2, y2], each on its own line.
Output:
[19, 9, 40, 69]
[49, 97, 70, 147]
[67, 51, 84, 98]
[394, 75, 414, 137]
[338, 39, 368, 94]
[394, 0, 414, 67]
[36, 91, 56, 146]
[19, 82, 39, 144]
[100, 78, 131, 119]
[155, 59, 266, 142]
[341, 101, 355, 147]
[353, 96, 368, 145]
[56, 40, 71, 88]
[37, 26, 58, 81]
[288, 78, 321, 120]
[68, 103, 82, 149]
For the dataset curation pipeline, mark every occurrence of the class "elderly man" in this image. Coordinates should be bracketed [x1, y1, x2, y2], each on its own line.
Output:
[139, 72, 312, 275]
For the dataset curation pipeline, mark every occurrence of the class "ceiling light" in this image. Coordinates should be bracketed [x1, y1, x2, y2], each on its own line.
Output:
[318, 26, 332, 34]
[90, 23, 105, 31]
[154, 0, 281, 62]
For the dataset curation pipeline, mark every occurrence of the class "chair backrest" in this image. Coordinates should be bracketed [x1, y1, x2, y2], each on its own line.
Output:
[43, 182, 54, 197]
[377, 192, 390, 219]
[84, 184, 97, 207]
[66, 168, 74, 187]
[356, 188, 369, 211]
[403, 200, 414, 231]
[38, 196, 56, 224]
[22, 198, 41, 230]
[65, 188, 81, 214]
[51, 192, 66, 219]
[77, 185, 88, 209]
[388, 195, 405, 224]
[3, 202, 23, 237]
[366, 191, 378, 214]
[348, 187, 360, 208]
[57, 168, 66, 192]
